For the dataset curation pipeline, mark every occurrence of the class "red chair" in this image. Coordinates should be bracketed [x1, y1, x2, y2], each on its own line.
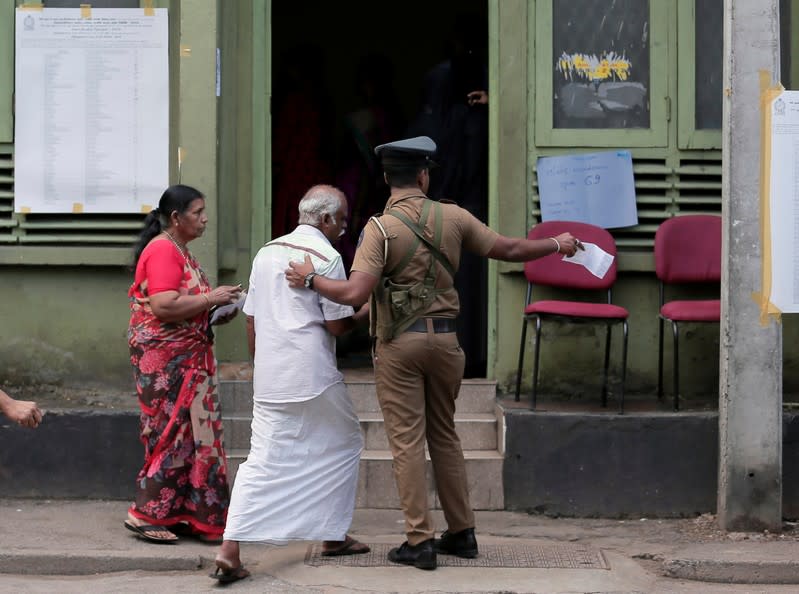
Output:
[655, 215, 722, 411]
[514, 221, 629, 413]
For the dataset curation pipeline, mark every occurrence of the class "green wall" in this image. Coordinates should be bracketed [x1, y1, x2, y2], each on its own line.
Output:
[490, 0, 799, 403]
[0, 268, 133, 387]
[0, 265, 250, 389]
[3, 0, 799, 405]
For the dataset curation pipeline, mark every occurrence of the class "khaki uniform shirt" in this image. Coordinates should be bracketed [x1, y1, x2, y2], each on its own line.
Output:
[351, 191, 499, 317]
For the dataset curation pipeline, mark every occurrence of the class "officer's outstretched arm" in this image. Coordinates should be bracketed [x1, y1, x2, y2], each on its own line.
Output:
[487, 232, 579, 261]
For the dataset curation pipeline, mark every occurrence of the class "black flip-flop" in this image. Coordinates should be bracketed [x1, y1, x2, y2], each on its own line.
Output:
[321, 536, 371, 557]
[210, 562, 251, 584]
[124, 520, 178, 544]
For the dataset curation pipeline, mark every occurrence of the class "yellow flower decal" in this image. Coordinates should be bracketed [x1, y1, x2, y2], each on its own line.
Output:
[557, 52, 632, 82]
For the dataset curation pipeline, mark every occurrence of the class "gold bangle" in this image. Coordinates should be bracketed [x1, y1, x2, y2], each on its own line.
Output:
[202, 293, 212, 309]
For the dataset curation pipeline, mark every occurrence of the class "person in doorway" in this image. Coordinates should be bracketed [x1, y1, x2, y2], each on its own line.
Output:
[125, 184, 242, 545]
[0, 388, 43, 428]
[212, 185, 370, 585]
[272, 43, 335, 240]
[336, 52, 407, 271]
[408, 12, 491, 378]
[285, 137, 581, 570]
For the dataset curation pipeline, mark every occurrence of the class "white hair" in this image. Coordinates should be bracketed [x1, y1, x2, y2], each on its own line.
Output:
[297, 185, 344, 225]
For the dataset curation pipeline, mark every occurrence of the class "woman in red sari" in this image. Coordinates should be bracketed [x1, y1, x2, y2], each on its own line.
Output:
[124, 185, 242, 544]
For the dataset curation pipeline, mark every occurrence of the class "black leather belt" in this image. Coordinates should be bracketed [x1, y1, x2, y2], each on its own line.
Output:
[405, 318, 457, 333]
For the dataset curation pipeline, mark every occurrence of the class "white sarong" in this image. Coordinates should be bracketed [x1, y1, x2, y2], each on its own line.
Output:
[223, 381, 363, 542]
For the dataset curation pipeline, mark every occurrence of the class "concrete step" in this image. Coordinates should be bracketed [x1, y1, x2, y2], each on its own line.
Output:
[218, 380, 253, 415]
[222, 414, 253, 451]
[219, 376, 499, 415]
[220, 368, 504, 511]
[348, 379, 498, 414]
[359, 412, 498, 451]
[223, 412, 500, 451]
[226, 448, 504, 511]
[357, 450, 505, 510]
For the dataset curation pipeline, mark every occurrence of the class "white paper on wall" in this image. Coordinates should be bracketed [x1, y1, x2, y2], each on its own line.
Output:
[14, 7, 169, 213]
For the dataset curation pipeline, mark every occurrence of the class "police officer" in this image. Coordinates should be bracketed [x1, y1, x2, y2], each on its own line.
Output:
[286, 136, 580, 570]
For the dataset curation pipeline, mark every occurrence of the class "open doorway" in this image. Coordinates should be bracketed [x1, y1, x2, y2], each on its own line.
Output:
[271, 1, 489, 375]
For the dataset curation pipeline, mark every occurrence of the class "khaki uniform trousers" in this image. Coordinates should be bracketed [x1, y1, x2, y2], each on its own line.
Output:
[374, 322, 475, 545]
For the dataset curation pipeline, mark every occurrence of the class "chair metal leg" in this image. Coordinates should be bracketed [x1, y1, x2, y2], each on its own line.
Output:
[657, 317, 665, 400]
[672, 321, 680, 411]
[515, 317, 528, 402]
[619, 320, 628, 415]
[531, 318, 542, 410]
[601, 324, 612, 408]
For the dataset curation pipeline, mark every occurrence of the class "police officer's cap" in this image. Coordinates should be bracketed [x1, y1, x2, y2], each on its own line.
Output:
[375, 136, 437, 168]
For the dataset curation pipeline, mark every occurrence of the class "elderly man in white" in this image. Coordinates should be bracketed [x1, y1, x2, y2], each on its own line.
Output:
[212, 184, 370, 584]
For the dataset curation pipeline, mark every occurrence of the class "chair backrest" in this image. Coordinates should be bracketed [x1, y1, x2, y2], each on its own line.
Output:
[524, 220, 618, 291]
[655, 215, 721, 284]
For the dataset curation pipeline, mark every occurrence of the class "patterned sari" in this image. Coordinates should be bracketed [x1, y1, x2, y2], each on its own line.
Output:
[127, 240, 229, 537]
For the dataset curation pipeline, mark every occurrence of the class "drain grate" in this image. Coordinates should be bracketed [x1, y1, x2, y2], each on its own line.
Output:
[305, 543, 609, 569]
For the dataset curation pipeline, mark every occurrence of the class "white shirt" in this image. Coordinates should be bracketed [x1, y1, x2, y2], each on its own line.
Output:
[243, 225, 354, 403]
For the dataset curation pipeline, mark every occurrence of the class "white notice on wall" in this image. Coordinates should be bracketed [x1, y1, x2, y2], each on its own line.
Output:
[768, 90, 799, 312]
[14, 8, 169, 213]
[536, 150, 638, 229]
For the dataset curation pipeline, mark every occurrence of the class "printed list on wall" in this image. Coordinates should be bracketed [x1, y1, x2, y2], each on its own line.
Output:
[14, 8, 168, 214]
[767, 90, 799, 313]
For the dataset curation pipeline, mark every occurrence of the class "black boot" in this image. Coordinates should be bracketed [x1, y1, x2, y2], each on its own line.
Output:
[434, 527, 478, 558]
[387, 539, 437, 570]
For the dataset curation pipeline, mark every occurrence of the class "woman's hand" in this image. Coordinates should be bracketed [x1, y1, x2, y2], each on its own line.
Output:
[208, 285, 242, 307]
[150, 284, 242, 323]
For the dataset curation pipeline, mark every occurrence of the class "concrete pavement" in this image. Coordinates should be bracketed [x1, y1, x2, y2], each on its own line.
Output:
[3, 499, 799, 592]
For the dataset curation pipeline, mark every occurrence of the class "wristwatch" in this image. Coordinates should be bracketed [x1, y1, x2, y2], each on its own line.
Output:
[303, 271, 317, 289]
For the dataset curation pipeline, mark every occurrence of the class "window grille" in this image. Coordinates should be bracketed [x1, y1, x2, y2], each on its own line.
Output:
[3, 146, 144, 246]
[0, 145, 15, 243]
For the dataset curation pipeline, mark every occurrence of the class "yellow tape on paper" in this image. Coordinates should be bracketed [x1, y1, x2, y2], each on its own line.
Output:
[141, 204, 153, 214]
[143, 0, 154, 16]
[19, 3, 44, 11]
[72, 203, 84, 213]
[752, 70, 784, 326]
[20, 206, 31, 213]
[177, 146, 186, 182]
[80, 4, 91, 18]
[180, 45, 192, 58]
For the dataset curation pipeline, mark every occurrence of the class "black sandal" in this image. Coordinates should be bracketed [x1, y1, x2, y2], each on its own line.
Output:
[123, 520, 178, 544]
[210, 559, 251, 584]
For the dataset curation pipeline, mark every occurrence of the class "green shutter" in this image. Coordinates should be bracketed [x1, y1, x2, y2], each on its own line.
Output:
[532, 152, 723, 250]
[0, 145, 16, 242]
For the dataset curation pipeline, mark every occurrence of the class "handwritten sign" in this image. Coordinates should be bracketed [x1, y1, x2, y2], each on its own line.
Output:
[536, 151, 638, 228]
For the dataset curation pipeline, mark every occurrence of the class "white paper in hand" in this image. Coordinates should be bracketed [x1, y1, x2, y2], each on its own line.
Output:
[562, 243, 614, 279]
[210, 290, 247, 325]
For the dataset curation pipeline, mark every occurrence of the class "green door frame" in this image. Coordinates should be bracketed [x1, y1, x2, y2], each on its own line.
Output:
[250, 1, 502, 377]
[250, 0, 271, 258]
